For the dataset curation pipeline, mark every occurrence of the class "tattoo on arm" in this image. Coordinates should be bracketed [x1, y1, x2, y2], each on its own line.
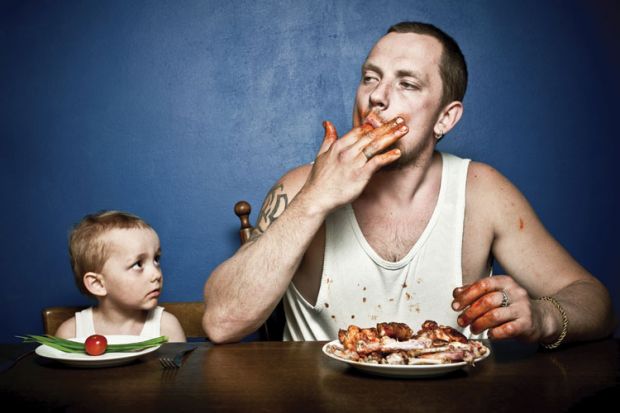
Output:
[248, 183, 289, 242]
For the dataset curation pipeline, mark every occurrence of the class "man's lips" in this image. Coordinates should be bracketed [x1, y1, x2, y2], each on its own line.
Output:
[362, 111, 386, 128]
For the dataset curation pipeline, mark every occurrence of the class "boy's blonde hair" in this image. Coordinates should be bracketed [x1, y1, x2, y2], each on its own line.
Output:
[69, 210, 152, 297]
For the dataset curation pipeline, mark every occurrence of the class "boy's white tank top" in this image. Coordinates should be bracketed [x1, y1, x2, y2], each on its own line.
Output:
[283, 152, 488, 341]
[75, 306, 163, 338]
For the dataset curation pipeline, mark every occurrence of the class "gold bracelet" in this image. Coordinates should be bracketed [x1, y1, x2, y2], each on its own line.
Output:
[537, 296, 569, 349]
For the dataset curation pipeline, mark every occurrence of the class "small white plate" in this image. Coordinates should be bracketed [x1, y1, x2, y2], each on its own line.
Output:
[322, 340, 491, 378]
[35, 335, 161, 368]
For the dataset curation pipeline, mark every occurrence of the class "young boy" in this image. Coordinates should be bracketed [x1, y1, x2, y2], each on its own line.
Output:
[55, 210, 186, 342]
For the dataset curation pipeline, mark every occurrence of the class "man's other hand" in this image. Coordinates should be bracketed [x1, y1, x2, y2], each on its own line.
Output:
[451, 275, 552, 343]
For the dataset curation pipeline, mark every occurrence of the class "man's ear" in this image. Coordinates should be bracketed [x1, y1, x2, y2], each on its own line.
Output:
[83, 272, 107, 297]
[433, 101, 463, 139]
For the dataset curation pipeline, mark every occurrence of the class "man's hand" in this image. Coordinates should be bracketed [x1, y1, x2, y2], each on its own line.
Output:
[451, 276, 553, 342]
[298, 116, 408, 214]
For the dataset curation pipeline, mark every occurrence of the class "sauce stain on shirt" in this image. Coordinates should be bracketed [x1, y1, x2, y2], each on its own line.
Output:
[409, 303, 421, 313]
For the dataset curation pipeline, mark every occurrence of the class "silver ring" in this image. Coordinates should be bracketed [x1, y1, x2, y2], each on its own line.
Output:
[362, 147, 373, 160]
[500, 290, 510, 307]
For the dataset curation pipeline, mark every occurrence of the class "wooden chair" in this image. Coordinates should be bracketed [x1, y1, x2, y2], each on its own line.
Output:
[235, 201, 286, 341]
[42, 302, 206, 338]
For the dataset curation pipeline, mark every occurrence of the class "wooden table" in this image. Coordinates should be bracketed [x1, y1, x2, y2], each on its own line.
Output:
[0, 339, 617, 412]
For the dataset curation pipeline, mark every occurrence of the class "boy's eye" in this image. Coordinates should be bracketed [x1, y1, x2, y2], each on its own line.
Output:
[154, 255, 161, 266]
[131, 261, 143, 270]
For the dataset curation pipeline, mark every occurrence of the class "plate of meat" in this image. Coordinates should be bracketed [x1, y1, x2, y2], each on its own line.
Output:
[322, 320, 491, 378]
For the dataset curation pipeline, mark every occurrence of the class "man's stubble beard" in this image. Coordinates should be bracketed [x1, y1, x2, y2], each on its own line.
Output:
[379, 135, 436, 171]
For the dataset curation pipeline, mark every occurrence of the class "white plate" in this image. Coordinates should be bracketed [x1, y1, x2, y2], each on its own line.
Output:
[322, 340, 491, 378]
[35, 335, 161, 368]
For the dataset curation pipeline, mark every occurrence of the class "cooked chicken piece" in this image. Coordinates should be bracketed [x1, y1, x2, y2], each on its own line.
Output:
[376, 322, 414, 341]
[414, 320, 468, 344]
[338, 325, 379, 352]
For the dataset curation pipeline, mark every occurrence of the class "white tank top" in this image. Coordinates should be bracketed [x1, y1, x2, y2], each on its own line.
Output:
[74, 306, 164, 338]
[283, 152, 487, 341]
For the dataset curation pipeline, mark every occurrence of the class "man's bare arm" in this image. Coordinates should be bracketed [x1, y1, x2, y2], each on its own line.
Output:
[453, 162, 616, 345]
[203, 167, 320, 343]
[250, 183, 288, 241]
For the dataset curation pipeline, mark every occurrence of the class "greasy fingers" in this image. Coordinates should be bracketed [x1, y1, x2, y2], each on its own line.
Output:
[363, 123, 408, 156]
[365, 116, 405, 141]
[351, 117, 407, 158]
[452, 284, 472, 301]
[365, 149, 401, 171]
[452, 278, 501, 309]
[457, 291, 504, 326]
[317, 121, 338, 156]
[489, 316, 539, 341]
[488, 322, 518, 340]
[324, 120, 338, 140]
[360, 123, 374, 134]
[468, 307, 512, 334]
[339, 115, 403, 148]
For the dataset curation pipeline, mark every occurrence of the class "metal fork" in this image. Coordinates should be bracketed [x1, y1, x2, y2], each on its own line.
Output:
[159, 346, 197, 369]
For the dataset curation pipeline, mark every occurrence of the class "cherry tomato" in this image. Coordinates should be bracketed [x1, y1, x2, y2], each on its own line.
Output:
[84, 334, 108, 356]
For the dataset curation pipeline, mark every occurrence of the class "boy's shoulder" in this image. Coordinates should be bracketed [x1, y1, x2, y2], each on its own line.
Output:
[55, 316, 77, 339]
[161, 310, 187, 342]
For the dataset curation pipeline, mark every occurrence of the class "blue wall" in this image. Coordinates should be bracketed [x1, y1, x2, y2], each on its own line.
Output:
[1, 0, 618, 342]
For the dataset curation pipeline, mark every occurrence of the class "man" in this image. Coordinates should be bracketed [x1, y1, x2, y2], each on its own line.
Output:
[203, 22, 615, 345]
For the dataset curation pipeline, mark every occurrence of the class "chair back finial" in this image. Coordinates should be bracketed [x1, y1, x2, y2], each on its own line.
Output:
[234, 200, 252, 245]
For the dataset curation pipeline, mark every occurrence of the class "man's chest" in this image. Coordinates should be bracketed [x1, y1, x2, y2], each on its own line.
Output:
[355, 202, 493, 280]
[295, 207, 493, 308]
[356, 213, 429, 262]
